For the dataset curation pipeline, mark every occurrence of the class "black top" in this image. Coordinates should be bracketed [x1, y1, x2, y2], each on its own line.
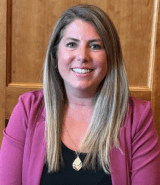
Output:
[40, 142, 112, 185]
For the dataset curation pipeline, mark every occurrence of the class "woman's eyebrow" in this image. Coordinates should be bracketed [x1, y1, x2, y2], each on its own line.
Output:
[65, 38, 102, 43]
[89, 39, 102, 43]
[66, 38, 79, 42]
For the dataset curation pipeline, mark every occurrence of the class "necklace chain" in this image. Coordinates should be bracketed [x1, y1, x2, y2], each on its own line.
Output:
[63, 123, 81, 156]
[63, 123, 83, 171]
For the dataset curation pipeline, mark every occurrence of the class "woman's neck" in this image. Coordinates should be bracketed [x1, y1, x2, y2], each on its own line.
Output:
[64, 85, 98, 108]
[65, 90, 94, 108]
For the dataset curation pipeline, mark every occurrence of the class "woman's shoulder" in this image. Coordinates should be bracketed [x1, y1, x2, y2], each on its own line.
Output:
[128, 94, 151, 110]
[128, 94, 152, 120]
[127, 94, 154, 136]
[19, 89, 43, 103]
[17, 89, 45, 120]
[3, 90, 44, 146]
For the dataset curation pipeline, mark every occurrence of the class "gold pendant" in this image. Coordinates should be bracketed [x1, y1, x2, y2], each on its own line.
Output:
[72, 156, 82, 171]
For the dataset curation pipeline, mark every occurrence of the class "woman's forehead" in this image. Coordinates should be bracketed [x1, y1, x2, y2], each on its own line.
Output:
[61, 19, 102, 41]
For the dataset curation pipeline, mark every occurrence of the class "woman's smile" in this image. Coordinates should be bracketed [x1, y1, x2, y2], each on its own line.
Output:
[71, 68, 93, 74]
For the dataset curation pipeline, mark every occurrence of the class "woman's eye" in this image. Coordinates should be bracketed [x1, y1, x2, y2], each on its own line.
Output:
[90, 44, 102, 50]
[66, 42, 77, 48]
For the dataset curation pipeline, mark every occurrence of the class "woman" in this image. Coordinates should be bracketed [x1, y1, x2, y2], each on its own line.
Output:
[0, 4, 160, 185]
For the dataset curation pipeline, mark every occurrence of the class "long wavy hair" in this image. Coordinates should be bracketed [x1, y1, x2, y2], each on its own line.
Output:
[43, 4, 130, 174]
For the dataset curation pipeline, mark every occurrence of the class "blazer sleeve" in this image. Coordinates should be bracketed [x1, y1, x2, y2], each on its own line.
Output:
[131, 101, 160, 185]
[0, 95, 29, 185]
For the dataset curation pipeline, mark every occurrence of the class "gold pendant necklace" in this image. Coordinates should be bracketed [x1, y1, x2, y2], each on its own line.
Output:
[64, 123, 83, 171]
[72, 155, 82, 171]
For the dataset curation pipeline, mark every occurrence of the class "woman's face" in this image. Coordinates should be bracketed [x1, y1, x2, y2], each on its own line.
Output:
[57, 19, 108, 93]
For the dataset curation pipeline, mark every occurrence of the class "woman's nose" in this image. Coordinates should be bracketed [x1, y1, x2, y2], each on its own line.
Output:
[76, 46, 90, 62]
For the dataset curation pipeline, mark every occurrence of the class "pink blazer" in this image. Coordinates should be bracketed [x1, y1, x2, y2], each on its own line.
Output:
[0, 90, 160, 185]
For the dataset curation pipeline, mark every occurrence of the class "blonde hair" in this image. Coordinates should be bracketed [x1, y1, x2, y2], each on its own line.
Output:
[43, 4, 130, 174]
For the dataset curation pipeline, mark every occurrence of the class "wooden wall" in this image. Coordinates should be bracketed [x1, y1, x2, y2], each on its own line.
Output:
[0, 0, 7, 147]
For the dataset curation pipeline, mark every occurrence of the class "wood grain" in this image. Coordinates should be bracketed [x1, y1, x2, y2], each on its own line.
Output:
[152, 0, 160, 136]
[0, 0, 6, 147]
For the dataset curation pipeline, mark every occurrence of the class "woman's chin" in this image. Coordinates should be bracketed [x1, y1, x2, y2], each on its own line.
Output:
[65, 83, 98, 96]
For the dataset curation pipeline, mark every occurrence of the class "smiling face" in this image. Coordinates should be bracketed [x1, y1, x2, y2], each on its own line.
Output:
[57, 19, 108, 95]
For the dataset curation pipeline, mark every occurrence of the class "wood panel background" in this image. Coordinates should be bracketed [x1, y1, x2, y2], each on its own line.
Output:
[0, 0, 7, 147]
[152, 2, 160, 135]
[0, 0, 160, 147]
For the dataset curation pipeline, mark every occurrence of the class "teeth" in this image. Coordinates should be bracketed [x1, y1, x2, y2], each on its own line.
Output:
[72, 68, 92, 74]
